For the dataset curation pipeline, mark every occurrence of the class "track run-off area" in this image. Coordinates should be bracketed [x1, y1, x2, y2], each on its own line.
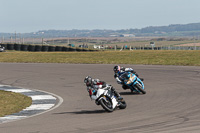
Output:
[0, 63, 199, 133]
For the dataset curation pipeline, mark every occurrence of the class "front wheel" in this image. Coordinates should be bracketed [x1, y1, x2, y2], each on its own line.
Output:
[99, 97, 114, 112]
[135, 83, 146, 94]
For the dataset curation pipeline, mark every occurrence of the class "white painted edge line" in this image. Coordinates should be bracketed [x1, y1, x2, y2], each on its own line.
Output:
[24, 104, 55, 110]
[0, 85, 64, 124]
[0, 116, 27, 120]
[5, 89, 33, 93]
[0, 85, 10, 87]
[31, 95, 56, 100]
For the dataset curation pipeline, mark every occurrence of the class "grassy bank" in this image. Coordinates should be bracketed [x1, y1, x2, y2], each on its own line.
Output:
[0, 50, 199, 66]
[0, 90, 32, 117]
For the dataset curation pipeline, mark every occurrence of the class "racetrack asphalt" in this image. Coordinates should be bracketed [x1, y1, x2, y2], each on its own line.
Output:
[0, 63, 199, 133]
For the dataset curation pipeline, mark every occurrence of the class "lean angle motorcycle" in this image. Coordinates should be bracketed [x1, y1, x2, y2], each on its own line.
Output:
[120, 72, 146, 94]
[88, 84, 126, 112]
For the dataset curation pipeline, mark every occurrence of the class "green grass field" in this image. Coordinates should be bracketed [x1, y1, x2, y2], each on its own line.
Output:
[0, 50, 199, 66]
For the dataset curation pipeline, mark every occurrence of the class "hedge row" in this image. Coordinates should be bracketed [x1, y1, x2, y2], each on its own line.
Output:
[1, 44, 96, 52]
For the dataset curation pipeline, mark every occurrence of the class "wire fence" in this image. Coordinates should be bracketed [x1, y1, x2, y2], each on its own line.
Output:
[104, 46, 200, 50]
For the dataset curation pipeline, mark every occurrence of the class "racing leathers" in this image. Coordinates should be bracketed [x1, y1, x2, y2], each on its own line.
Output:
[85, 78, 122, 99]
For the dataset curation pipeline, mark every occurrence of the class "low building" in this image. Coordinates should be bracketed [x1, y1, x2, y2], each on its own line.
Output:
[120, 34, 135, 37]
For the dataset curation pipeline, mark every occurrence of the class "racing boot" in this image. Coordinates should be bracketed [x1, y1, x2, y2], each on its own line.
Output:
[111, 87, 123, 100]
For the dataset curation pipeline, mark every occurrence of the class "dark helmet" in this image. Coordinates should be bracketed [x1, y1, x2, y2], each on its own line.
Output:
[84, 76, 92, 86]
[113, 65, 121, 73]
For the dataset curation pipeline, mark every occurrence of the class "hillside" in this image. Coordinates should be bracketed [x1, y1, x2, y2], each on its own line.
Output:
[1, 22, 200, 38]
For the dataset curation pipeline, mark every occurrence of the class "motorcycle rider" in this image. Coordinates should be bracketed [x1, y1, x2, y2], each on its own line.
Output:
[113, 65, 143, 90]
[84, 76, 122, 100]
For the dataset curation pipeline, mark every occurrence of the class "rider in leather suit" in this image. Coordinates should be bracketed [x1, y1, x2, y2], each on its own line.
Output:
[84, 76, 122, 99]
[113, 65, 142, 90]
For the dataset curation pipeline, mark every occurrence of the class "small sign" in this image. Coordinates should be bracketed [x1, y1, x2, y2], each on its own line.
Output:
[150, 42, 155, 47]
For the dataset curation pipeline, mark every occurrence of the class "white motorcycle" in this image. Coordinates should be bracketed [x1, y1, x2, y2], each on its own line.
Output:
[88, 84, 126, 112]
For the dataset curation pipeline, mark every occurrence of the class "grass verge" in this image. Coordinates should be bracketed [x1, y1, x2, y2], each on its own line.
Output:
[0, 50, 199, 66]
[0, 90, 32, 117]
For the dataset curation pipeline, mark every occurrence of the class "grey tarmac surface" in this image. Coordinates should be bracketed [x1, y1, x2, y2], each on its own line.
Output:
[0, 63, 200, 133]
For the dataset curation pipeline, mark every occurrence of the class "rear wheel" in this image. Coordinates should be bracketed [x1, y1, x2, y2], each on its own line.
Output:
[99, 96, 114, 112]
[135, 83, 146, 94]
[118, 100, 127, 109]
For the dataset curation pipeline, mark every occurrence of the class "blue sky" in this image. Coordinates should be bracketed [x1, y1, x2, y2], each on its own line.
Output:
[1, 0, 200, 33]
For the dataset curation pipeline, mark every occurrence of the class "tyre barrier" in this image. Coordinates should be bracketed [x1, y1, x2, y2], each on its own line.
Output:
[1, 44, 96, 52]
[41, 45, 49, 52]
[21, 44, 29, 51]
[48, 46, 56, 52]
[76, 48, 82, 52]
[28, 45, 35, 52]
[7, 44, 14, 50]
[89, 49, 95, 52]
[68, 47, 76, 52]
[83, 48, 90, 52]
[14, 44, 21, 51]
[62, 46, 69, 52]
[55, 46, 63, 51]
[3, 43, 199, 51]
[35, 45, 42, 52]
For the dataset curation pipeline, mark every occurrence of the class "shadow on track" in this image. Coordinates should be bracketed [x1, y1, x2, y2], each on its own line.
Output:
[120, 92, 142, 95]
[54, 109, 106, 115]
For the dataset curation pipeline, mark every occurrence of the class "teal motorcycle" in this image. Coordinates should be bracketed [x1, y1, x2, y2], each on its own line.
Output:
[120, 72, 146, 94]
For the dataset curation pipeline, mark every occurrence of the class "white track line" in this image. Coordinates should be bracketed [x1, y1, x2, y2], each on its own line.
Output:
[0, 85, 63, 124]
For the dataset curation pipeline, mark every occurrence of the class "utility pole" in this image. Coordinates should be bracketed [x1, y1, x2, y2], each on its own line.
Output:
[10, 36, 13, 43]
[15, 31, 17, 44]
[2, 36, 4, 43]
[19, 33, 21, 44]
[194, 36, 196, 50]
